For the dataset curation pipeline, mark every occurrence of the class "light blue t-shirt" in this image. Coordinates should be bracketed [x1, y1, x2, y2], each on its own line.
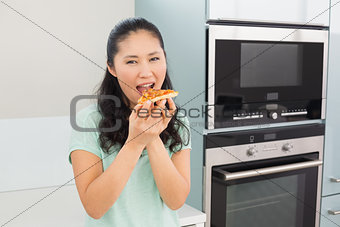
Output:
[68, 104, 191, 227]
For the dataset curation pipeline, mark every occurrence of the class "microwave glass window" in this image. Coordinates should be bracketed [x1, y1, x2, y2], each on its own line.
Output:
[240, 43, 303, 88]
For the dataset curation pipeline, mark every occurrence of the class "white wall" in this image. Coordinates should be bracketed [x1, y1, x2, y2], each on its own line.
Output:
[0, 0, 134, 225]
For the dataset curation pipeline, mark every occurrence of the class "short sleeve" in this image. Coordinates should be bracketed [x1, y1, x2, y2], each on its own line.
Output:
[172, 113, 192, 153]
[68, 108, 102, 165]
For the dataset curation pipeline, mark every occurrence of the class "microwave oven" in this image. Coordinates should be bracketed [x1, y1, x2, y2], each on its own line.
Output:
[206, 20, 329, 129]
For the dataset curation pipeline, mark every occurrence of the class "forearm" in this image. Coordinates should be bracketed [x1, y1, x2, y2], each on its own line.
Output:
[85, 141, 144, 219]
[147, 138, 190, 210]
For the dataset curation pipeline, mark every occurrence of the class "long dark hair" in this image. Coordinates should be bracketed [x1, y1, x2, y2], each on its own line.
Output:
[95, 17, 189, 154]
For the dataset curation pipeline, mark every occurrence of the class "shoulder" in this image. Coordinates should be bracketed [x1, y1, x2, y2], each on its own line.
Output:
[175, 111, 190, 128]
[75, 104, 102, 128]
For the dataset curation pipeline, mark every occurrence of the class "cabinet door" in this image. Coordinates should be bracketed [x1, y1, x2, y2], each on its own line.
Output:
[0, 185, 84, 226]
[320, 194, 340, 227]
[323, 0, 340, 196]
[207, 0, 330, 26]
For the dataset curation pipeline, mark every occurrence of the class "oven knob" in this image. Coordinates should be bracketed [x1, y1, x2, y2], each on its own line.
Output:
[268, 111, 278, 120]
[247, 147, 257, 156]
[282, 143, 293, 152]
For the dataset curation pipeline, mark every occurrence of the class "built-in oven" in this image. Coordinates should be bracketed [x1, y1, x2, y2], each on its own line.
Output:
[206, 20, 329, 129]
[203, 123, 325, 227]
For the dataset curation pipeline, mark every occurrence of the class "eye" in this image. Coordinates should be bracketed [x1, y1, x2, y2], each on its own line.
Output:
[127, 60, 137, 64]
[150, 57, 160, 62]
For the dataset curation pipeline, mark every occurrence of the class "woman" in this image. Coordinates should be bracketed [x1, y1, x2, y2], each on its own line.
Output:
[68, 17, 191, 227]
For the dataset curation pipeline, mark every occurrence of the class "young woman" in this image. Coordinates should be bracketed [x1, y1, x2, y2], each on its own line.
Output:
[68, 17, 191, 227]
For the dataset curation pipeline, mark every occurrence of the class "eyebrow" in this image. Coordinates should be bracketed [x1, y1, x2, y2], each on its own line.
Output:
[123, 51, 161, 59]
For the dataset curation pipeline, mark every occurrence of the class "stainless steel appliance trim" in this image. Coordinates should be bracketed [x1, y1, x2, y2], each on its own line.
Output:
[214, 160, 322, 181]
[209, 18, 326, 27]
[322, 31, 329, 100]
[330, 177, 340, 183]
[322, 98, 326, 119]
[206, 136, 324, 166]
[207, 26, 216, 129]
[321, 32, 329, 120]
[328, 210, 340, 215]
[208, 24, 328, 44]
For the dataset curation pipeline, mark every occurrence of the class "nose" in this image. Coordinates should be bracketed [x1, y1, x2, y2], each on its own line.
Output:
[139, 61, 153, 78]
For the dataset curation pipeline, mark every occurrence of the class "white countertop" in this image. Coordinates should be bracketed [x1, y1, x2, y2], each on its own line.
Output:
[178, 204, 206, 226]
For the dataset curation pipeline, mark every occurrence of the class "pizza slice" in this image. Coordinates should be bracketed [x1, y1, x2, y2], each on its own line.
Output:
[137, 88, 178, 105]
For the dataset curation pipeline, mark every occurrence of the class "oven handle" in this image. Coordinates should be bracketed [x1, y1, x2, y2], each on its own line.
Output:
[213, 160, 323, 181]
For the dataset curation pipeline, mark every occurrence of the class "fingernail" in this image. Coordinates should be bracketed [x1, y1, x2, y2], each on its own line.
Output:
[146, 100, 151, 104]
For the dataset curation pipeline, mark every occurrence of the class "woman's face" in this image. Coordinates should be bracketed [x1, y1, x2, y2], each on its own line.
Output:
[108, 30, 167, 108]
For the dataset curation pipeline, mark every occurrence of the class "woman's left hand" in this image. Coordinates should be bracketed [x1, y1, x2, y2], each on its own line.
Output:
[146, 97, 176, 148]
[154, 97, 177, 129]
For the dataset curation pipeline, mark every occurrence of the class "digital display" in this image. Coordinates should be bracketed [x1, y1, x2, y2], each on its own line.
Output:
[264, 133, 276, 141]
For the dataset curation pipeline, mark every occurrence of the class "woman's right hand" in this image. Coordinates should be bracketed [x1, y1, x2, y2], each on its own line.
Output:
[126, 99, 173, 147]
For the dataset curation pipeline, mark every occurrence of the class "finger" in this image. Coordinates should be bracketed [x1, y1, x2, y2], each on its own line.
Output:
[130, 103, 142, 120]
[153, 99, 166, 119]
[143, 99, 152, 108]
[135, 103, 143, 109]
[156, 99, 166, 109]
[155, 100, 161, 107]
[140, 100, 152, 119]
[129, 108, 137, 120]
[133, 103, 143, 114]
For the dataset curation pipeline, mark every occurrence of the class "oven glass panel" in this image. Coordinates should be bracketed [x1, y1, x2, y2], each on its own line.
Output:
[226, 174, 303, 227]
[240, 43, 303, 88]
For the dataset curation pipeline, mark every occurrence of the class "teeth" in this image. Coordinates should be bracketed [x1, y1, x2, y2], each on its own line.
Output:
[139, 83, 153, 88]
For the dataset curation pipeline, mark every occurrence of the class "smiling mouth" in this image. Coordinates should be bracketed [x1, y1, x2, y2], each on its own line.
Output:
[136, 83, 155, 95]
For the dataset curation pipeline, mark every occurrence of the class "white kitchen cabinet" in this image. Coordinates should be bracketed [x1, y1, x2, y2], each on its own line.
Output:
[207, 0, 330, 26]
[320, 0, 340, 227]
[322, 0, 340, 197]
[320, 193, 340, 227]
[0, 185, 85, 227]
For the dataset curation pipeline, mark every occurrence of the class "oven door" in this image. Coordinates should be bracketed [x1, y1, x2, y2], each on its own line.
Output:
[211, 153, 322, 227]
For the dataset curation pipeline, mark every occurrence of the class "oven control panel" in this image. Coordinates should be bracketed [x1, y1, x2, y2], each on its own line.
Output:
[247, 142, 294, 157]
[206, 135, 324, 165]
[204, 123, 325, 165]
[207, 99, 322, 129]
[232, 109, 308, 121]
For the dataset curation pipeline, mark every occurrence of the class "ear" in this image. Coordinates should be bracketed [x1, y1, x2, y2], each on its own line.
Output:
[107, 63, 117, 77]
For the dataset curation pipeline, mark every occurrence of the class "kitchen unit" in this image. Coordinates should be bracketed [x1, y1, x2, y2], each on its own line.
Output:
[205, 16, 329, 225]
[320, 1, 340, 227]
